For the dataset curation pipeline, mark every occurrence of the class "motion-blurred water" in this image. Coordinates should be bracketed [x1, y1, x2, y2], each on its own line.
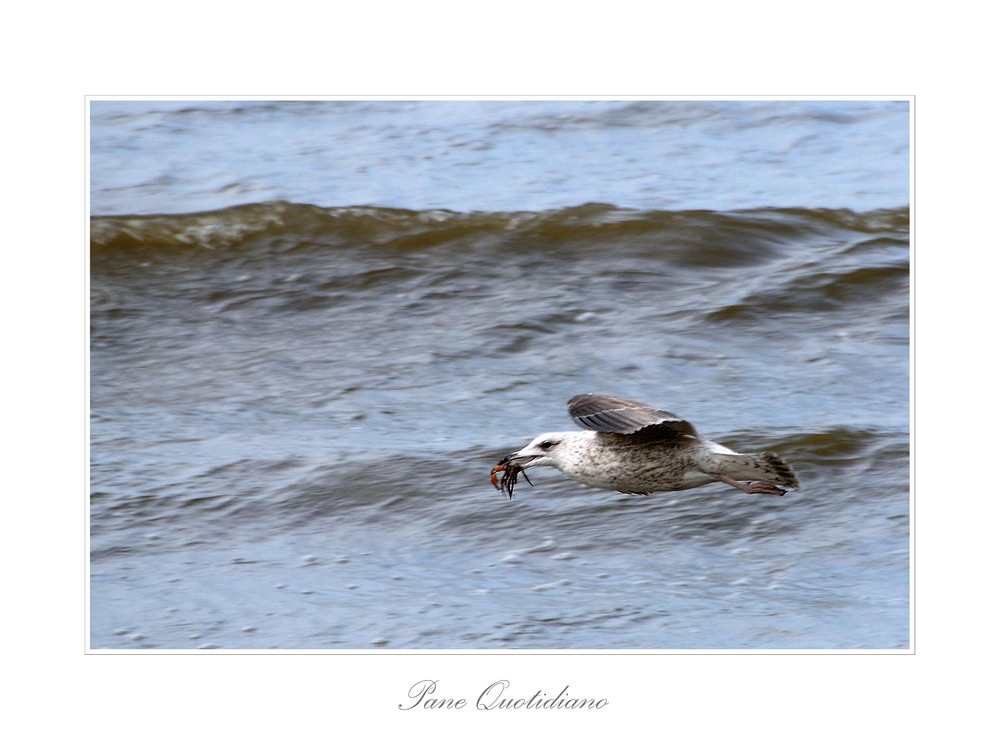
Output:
[89, 100, 910, 649]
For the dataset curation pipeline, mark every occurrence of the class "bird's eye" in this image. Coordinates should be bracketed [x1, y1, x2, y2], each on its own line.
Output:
[539, 440, 555, 450]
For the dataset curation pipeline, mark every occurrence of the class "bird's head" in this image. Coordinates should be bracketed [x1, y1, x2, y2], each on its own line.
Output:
[499, 431, 574, 470]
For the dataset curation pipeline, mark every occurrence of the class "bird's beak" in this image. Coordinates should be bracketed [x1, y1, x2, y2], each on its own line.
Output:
[498, 449, 539, 469]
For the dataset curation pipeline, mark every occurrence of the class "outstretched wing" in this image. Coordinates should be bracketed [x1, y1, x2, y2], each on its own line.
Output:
[567, 393, 698, 439]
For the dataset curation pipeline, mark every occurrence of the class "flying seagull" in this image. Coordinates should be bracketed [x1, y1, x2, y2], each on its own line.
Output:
[492, 393, 799, 498]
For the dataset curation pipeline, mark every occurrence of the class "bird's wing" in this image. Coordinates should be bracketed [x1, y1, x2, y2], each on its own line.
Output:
[567, 393, 698, 438]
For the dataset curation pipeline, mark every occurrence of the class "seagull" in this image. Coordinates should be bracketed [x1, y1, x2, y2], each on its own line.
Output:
[493, 393, 799, 498]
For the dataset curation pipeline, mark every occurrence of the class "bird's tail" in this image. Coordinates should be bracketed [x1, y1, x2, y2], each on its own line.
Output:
[712, 451, 800, 490]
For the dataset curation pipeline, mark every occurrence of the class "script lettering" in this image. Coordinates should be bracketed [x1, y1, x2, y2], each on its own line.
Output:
[398, 679, 467, 710]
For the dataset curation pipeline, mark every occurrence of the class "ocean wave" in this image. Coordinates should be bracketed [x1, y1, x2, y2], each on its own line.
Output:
[90, 425, 906, 559]
[90, 201, 909, 257]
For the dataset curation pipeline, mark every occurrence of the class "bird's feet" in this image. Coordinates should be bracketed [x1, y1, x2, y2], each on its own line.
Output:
[742, 481, 787, 496]
[717, 475, 788, 496]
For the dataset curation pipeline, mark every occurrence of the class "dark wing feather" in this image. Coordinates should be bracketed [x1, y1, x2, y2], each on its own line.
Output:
[567, 394, 698, 438]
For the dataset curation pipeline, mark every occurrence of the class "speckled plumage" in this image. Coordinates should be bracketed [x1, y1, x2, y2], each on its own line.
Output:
[496, 394, 799, 497]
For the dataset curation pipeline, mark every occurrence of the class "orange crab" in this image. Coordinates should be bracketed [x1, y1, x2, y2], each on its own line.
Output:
[490, 460, 533, 499]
